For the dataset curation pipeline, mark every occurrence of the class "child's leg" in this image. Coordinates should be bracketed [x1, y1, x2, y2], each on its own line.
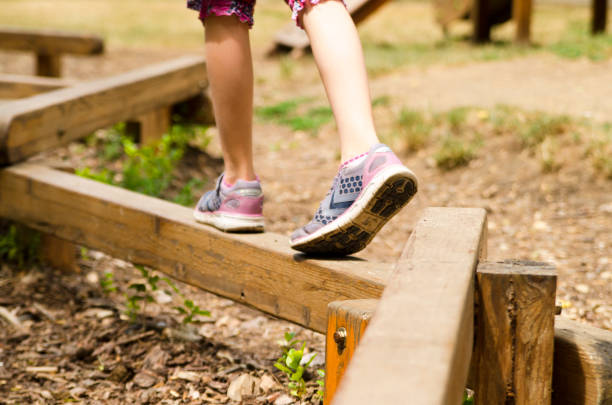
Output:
[301, 0, 379, 162]
[204, 16, 256, 185]
[290, 1, 418, 254]
[193, 16, 264, 232]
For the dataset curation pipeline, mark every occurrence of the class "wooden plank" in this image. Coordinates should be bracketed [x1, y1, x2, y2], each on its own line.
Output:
[0, 164, 394, 333]
[36, 54, 62, 77]
[470, 261, 557, 405]
[472, 0, 492, 43]
[0, 55, 208, 165]
[324, 299, 377, 405]
[513, 0, 532, 43]
[592, 0, 608, 34]
[40, 233, 79, 273]
[552, 316, 612, 405]
[0, 27, 104, 55]
[0, 74, 74, 99]
[331, 207, 487, 405]
[273, 0, 390, 52]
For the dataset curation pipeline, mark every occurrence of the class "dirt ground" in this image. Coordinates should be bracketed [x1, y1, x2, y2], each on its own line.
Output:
[0, 35, 611, 404]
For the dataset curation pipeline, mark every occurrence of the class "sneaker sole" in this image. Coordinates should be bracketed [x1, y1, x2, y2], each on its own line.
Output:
[194, 211, 265, 233]
[290, 165, 418, 256]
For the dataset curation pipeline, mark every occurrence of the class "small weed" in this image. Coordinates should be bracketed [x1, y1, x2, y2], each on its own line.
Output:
[279, 56, 297, 80]
[315, 369, 325, 401]
[397, 108, 430, 152]
[372, 95, 391, 107]
[519, 114, 571, 148]
[275, 332, 317, 398]
[539, 137, 562, 173]
[445, 107, 471, 132]
[0, 224, 41, 268]
[434, 136, 480, 170]
[100, 272, 117, 294]
[174, 299, 211, 325]
[588, 131, 612, 179]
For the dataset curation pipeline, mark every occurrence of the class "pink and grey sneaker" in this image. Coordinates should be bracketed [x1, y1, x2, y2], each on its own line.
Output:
[290, 144, 418, 255]
[193, 174, 265, 232]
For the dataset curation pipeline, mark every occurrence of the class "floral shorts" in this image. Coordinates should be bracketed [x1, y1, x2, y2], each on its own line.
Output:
[187, 0, 325, 28]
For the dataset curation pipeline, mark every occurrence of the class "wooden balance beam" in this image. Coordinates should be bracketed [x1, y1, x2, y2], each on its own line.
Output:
[0, 26, 104, 77]
[0, 55, 209, 165]
[0, 161, 610, 403]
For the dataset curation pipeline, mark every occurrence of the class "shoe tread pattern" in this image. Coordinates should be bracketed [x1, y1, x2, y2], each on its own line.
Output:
[294, 174, 417, 256]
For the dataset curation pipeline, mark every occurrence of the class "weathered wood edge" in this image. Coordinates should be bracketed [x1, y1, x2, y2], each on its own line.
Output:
[331, 207, 487, 405]
[0, 164, 395, 333]
[0, 55, 207, 165]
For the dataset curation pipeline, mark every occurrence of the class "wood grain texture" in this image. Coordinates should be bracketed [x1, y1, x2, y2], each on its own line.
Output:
[0, 55, 208, 165]
[331, 207, 487, 405]
[471, 261, 557, 405]
[0, 164, 395, 333]
[552, 316, 612, 405]
[324, 299, 377, 405]
[0, 27, 104, 55]
[0, 74, 74, 99]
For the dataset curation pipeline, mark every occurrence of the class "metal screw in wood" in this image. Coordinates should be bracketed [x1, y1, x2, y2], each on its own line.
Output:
[334, 327, 347, 355]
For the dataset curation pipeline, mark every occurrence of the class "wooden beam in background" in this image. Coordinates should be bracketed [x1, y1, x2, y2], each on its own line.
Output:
[470, 261, 557, 405]
[0, 56, 208, 165]
[0, 164, 394, 334]
[552, 316, 612, 405]
[0, 27, 104, 55]
[331, 207, 487, 405]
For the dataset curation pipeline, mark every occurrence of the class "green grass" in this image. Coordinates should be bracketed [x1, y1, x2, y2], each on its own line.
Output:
[255, 98, 333, 135]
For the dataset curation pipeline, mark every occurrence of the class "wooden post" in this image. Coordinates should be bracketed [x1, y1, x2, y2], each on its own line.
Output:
[471, 261, 557, 405]
[36, 53, 62, 77]
[513, 0, 532, 44]
[40, 233, 79, 273]
[127, 106, 172, 146]
[592, 0, 608, 34]
[324, 299, 377, 405]
[472, 0, 492, 43]
[552, 316, 612, 405]
[331, 207, 487, 405]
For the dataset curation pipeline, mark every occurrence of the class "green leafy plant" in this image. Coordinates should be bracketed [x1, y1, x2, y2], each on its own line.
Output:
[397, 108, 431, 152]
[173, 178, 205, 207]
[100, 272, 117, 294]
[174, 299, 211, 324]
[274, 332, 317, 398]
[0, 224, 41, 268]
[315, 369, 325, 401]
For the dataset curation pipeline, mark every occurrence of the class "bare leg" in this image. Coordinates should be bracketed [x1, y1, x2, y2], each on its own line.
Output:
[204, 16, 256, 184]
[301, 1, 379, 162]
